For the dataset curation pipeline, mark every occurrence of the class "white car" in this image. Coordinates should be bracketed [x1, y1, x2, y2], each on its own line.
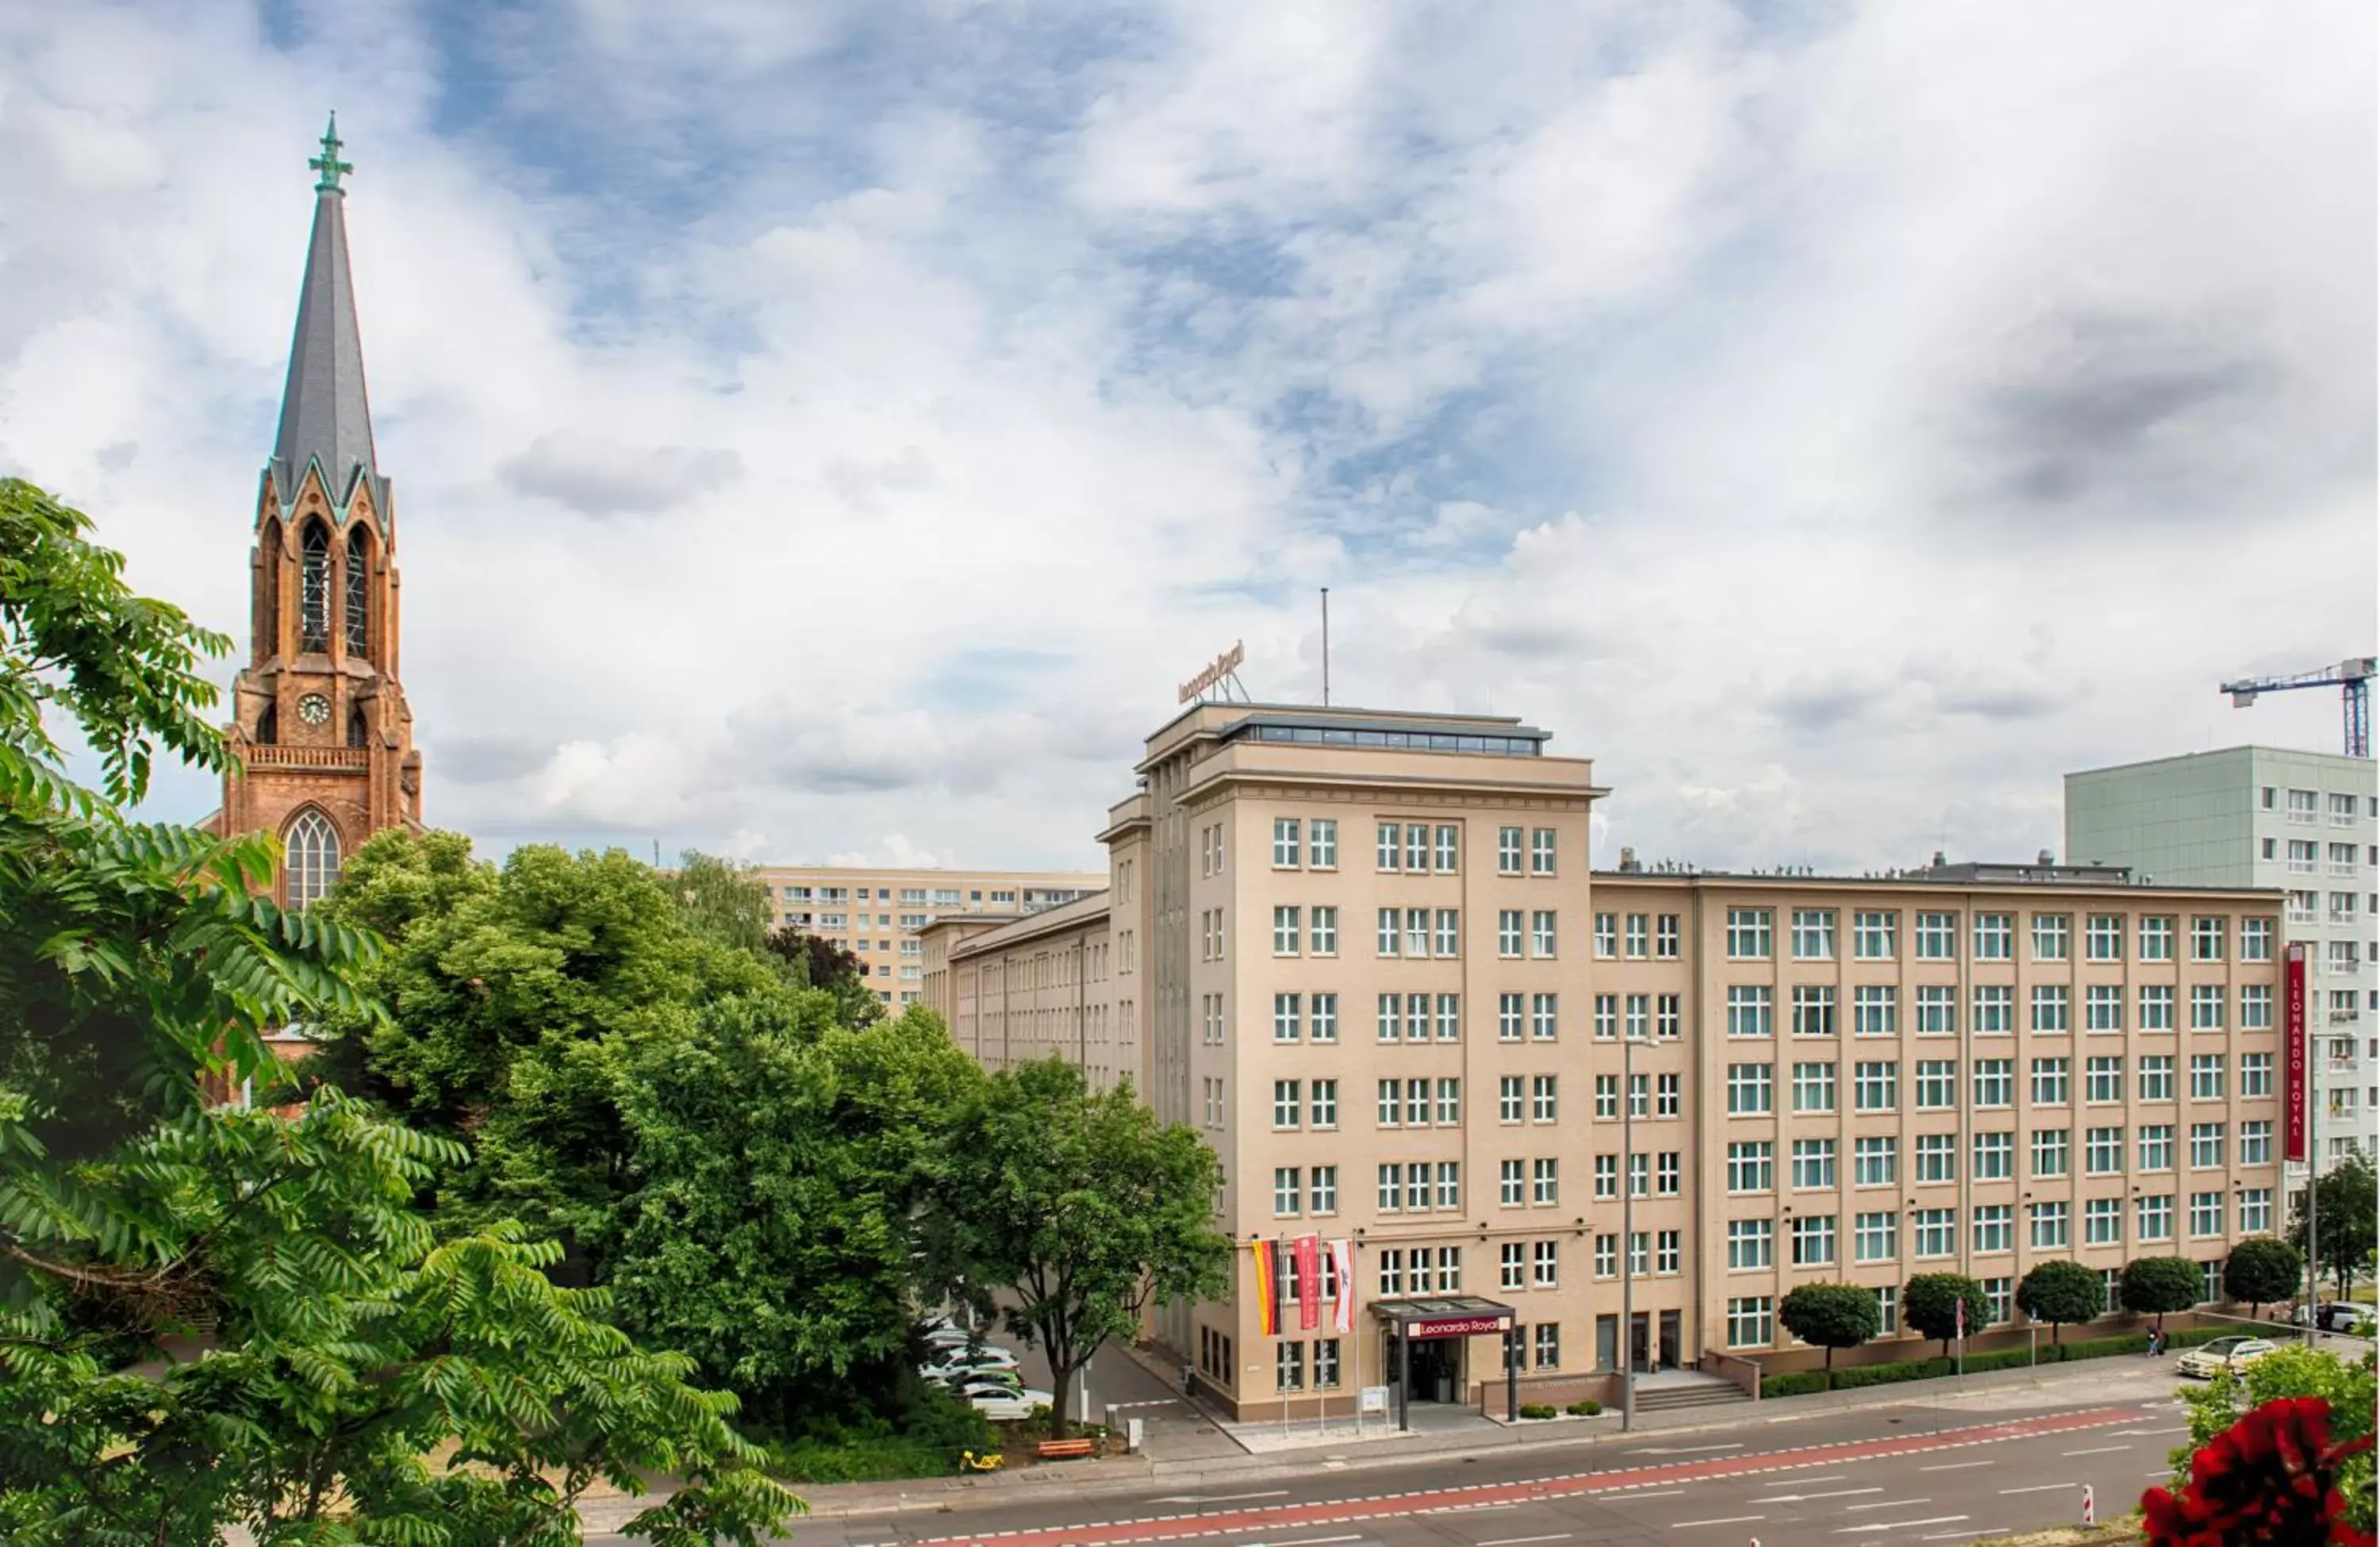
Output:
[2175, 1335, 2277, 1379]
[958, 1381, 1052, 1421]
[923, 1345, 1020, 1376]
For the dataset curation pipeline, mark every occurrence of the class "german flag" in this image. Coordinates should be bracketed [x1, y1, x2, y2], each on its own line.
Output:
[1250, 1240, 1280, 1336]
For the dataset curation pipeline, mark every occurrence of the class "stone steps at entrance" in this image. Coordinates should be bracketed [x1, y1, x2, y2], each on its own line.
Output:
[1630, 1378, 1752, 1412]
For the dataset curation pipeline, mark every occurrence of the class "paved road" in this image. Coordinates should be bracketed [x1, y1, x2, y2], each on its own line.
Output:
[587, 1390, 2195, 1546]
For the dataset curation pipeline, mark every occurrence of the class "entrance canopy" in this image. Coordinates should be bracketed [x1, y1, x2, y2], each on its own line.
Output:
[1371, 1296, 1514, 1340]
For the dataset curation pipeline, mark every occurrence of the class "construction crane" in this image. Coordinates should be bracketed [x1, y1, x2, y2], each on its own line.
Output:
[2220, 656, 2378, 757]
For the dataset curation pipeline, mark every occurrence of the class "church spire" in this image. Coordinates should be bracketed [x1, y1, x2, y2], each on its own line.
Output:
[271, 113, 381, 516]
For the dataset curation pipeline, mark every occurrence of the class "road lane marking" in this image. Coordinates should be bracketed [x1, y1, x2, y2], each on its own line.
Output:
[1636, 1444, 1746, 1455]
[1998, 1483, 2076, 1495]
[1670, 1518, 1764, 1530]
[1250, 1537, 1363, 1546]
[2113, 1426, 2188, 1436]
[2060, 1445, 2130, 1457]
[1613, 1489, 1688, 1498]
[1833, 1518, 1967, 1534]
[1920, 1533, 2002, 1542]
[1843, 1499, 1931, 1511]
[1474, 1534, 1572, 1545]
[1919, 1461, 1993, 1472]
[1748, 1488, 1882, 1504]
[1153, 1492, 1295, 1504]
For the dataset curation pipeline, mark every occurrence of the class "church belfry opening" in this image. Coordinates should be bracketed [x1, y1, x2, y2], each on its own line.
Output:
[213, 114, 423, 908]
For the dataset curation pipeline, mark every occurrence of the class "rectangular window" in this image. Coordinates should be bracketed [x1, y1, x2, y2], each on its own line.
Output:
[1914, 985, 1956, 1035]
[2031, 985, 2070, 1034]
[1531, 911, 1557, 958]
[2240, 1119, 2272, 1165]
[1656, 914, 1681, 958]
[1972, 1058, 2013, 1107]
[1791, 909, 1836, 960]
[1532, 993, 1559, 1041]
[1273, 818, 1301, 868]
[1405, 1079, 1430, 1126]
[1315, 1338, 1342, 1388]
[2032, 1127, 2070, 1177]
[1377, 1080, 1402, 1127]
[2190, 985, 2225, 1032]
[1532, 1157, 1558, 1205]
[1311, 1081, 1338, 1127]
[1727, 1219, 1774, 1270]
[2139, 1124, 2175, 1171]
[1531, 1075, 1559, 1123]
[2084, 1196, 2122, 1245]
[1913, 1208, 1956, 1257]
[1727, 985, 1774, 1038]
[1309, 819, 1338, 869]
[1272, 1167, 1301, 1216]
[1376, 823, 1402, 871]
[1376, 993, 1402, 1042]
[2240, 916, 2273, 961]
[1532, 1241, 1558, 1288]
[1972, 1204, 2013, 1253]
[1497, 993, 1524, 1042]
[2140, 985, 2175, 1031]
[1915, 911, 1959, 960]
[1310, 1165, 1338, 1213]
[1657, 1230, 1681, 1273]
[2140, 1054, 2175, 1101]
[1595, 994, 1618, 1041]
[1856, 1211, 1898, 1262]
[1726, 1062, 1774, 1115]
[1406, 908, 1430, 958]
[1791, 1215, 1837, 1267]
[1534, 1322, 1560, 1370]
[1974, 985, 2014, 1035]
[1791, 1138, 1837, 1189]
[1853, 985, 1898, 1036]
[1273, 992, 1302, 1043]
[1273, 1081, 1301, 1129]
[1625, 993, 1649, 1041]
[1378, 908, 1400, 958]
[2032, 1056, 2071, 1105]
[1854, 1134, 1898, 1186]
[1915, 1059, 1957, 1109]
[2086, 913, 2124, 961]
[1435, 824, 1460, 873]
[1405, 823, 1430, 873]
[1972, 1130, 2013, 1180]
[1625, 913, 1649, 958]
[2241, 1053, 2272, 1096]
[1498, 1076, 1523, 1123]
[2086, 1126, 2125, 1175]
[1726, 1142, 1774, 1192]
[2085, 984, 2124, 1033]
[1273, 905, 1300, 955]
[1791, 985, 1837, 1037]
[1435, 1163, 1461, 1211]
[2240, 984, 2272, 1029]
[1496, 826, 1522, 874]
[1380, 1249, 1407, 1295]
[1436, 992, 1461, 1042]
[1434, 908, 1461, 958]
[2086, 1055, 2123, 1103]
[1499, 1242, 1524, 1290]
[1311, 992, 1338, 1042]
[2240, 1188, 2273, 1233]
[1854, 910, 1898, 961]
[1854, 1061, 1898, 1111]
[1726, 908, 1773, 959]
[1791, 1061, 1838, 1114]
[1499, 1159, 1525, 1207]
[2137, 1194, 2175, 1242]
[1727, 1297, 1773, 1349]
[2190, 1122, 2225, 1169]
[2033, 913, 2071, 961]
[1592, 912, 1617, 959]
[2190, 1054, 2226, 1100]
[1530, 827, 1557, 875]
[1437, 1077, 1462, 1126]
[1974, 912, 2013, 960]
[2190, 916, 2225, 961]
[2139, 916, 2175, 962]
[1658, 1151, 1681, 1194]
[1497, 910, 1522, 958]
[1310, 906, 1338, 955]
[1656, 993, 1682, 1040]
[1914, 1133, 1957, 1184]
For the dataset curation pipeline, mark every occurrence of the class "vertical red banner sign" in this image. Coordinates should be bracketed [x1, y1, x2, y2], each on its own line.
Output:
[2284, 943, 2308, 1163]
[1295, 1234, 1322, 1330]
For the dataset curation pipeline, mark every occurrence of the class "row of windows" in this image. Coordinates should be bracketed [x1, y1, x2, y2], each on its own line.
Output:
[1717, 908, 2273, 964]
[1723, 1053, 2272, 1114]
[1253, 906, 1569, 959]
[1366, 1242, 1565, 1295]
[1728, 1260, 2237, 1349]
[1267, 1151, 1688, 1215]
[1230, 820, 1574, 877]
[1715, 982, 2272, 1036]
[2268, 787, 2371, 824]
[1725, 1190, 2273, 1271]
[1723, 1119, 2276, 1191]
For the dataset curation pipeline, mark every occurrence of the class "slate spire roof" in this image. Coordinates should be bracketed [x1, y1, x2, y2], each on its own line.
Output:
[269, 115, 382, 516]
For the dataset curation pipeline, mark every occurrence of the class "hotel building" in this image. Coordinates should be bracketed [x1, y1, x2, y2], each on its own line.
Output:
[755, 865, 1104, 1009]
[925, 702, 2285, 1419]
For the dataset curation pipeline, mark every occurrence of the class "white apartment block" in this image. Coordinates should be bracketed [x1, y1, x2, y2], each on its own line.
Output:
[2067, 747, 2380, 1169]
[753, 865, 1105, 1008]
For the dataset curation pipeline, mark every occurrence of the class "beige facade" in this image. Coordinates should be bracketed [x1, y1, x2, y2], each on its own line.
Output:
[754, 865, 1103, 1009]
[923, 702, 2286, 1421]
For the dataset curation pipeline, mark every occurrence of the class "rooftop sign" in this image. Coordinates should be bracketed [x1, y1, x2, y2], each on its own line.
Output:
[1178, 641, 1246, 704]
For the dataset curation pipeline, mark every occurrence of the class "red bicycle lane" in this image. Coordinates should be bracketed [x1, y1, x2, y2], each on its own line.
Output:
[896, 1406, 2139, 1547]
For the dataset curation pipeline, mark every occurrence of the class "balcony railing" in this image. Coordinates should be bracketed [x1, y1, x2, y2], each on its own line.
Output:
[243, 745, 368, 773]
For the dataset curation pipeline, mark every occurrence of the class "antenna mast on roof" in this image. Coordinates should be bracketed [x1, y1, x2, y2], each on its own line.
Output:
[1321, 587, 1331, 707]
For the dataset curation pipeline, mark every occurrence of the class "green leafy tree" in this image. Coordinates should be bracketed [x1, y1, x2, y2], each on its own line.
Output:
[604, 996, 986, 1429]
[670, 850, 774, 956]
[0, 481, 797, 1543]
[764, 925, 880, 1026]
[2171, 1347, 2377, 1535]
[2293, 1151, 2378, 1301]
[2225, 1236, 2305, 1320]
[2124, 1255, 2208, 1331]
[927, 1058, 1231, 1437]
[1902, 1273, 1990, 1360]
[1777, 1283, 1879, 1384]
[2017, 1258, 2106, 1349]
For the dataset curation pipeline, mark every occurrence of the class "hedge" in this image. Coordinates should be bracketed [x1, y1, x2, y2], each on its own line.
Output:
[1756, 1321, 2248, 1399]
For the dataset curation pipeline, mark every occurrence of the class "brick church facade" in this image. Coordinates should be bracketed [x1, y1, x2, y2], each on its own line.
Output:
[209, 119, 422, 902]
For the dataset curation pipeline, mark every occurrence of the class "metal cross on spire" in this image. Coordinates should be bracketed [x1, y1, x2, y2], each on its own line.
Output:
[310, 113, 352, 194]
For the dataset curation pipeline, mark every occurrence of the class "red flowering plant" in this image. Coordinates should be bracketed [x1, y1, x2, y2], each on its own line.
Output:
[2141, 1395, 2377, 1546]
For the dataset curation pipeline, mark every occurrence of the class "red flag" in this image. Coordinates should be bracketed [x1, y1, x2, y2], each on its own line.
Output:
[1296, 1235, 1322, 1330]
[1956, 1296, 1966, 1339]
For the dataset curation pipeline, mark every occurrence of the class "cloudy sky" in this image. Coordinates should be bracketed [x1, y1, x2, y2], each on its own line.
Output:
[4, 0, 2372, 874]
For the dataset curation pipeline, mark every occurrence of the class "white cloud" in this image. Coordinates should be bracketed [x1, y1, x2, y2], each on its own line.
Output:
[1, 0, 2368, 877]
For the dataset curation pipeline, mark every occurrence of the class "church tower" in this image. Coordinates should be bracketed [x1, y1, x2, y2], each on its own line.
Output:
[218, 117, 422, 906]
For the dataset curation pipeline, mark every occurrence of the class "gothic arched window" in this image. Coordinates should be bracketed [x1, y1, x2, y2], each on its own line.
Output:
[344, 525, 370, 654]
[299, 520, 331, 651]
[284, 809, 342, 910]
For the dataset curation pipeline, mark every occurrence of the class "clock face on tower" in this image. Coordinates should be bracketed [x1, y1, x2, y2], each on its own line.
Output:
[298, 693, 330, 727]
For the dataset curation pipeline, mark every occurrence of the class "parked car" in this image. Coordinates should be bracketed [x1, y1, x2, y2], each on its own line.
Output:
[957, 1380, 1053, 1421]
[923, 1345, 1020, 1376]
[2175, 1335, 2278, 1379]
[2290, 1303, 2376, 1334]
